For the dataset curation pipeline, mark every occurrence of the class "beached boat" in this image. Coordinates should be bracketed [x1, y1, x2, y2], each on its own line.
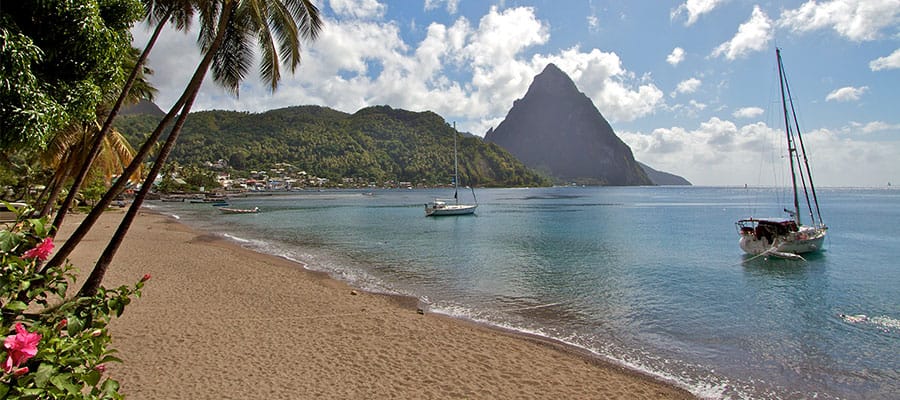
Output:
[736, 48, 827, 259]
[426, 123, 477, 216]
[217, 206, 259, 214]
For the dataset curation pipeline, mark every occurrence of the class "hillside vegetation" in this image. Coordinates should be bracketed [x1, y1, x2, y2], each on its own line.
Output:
[114, 105, 550, 187]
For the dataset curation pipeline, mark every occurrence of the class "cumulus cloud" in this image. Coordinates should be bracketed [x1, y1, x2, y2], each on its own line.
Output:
[733, 106, 764, 119]
[870, 48, 900, 71]
[621, 117, 900, 186]
[330, 0, 387, 20]
[711, 6, 772, 60]
[778, 0, 900, 42]
[533, 48, 664, 123]
[424, 0, 460, 14]
[671, 0, 727, 26]
[674, 77, 701, 95]
[667, 47, 685, 66]
[848, 121, 900, 134]
[825, 86, 868, 102]
[132, 5, 665, 135]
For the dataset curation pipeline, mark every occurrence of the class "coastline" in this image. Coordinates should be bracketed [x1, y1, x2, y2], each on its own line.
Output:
[58, 209, 695, 399]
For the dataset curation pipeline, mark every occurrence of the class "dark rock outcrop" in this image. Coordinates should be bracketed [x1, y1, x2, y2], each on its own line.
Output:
[638, 162, 692, 185]
[484, 64, 652, 186]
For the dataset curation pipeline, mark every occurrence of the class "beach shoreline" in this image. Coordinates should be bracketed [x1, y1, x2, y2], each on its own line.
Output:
[59, 209, 695, 399]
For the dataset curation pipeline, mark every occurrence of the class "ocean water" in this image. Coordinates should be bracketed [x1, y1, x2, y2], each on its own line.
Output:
[149, 186, 899, 399]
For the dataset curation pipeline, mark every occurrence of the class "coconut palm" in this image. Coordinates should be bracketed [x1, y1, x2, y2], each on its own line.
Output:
[49, 0, 197, 231]
[60, 0, 323, 296]
[35, 119, 142, 219]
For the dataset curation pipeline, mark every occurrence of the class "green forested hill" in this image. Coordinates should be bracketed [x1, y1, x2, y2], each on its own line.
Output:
[114, 105, 550, 187]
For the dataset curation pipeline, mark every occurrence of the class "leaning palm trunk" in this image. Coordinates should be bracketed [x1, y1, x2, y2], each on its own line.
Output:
[43, 72, 192, 274]
[76, 3, 236, 297]
[38, 151, 78, 218]
[51, 10, 173, 232]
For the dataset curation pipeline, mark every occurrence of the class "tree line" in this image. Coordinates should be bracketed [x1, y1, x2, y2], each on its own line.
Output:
[114, 105, 551, 188]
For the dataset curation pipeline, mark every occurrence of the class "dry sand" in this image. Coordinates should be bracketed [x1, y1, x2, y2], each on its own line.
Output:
[58, 210, 694, 399]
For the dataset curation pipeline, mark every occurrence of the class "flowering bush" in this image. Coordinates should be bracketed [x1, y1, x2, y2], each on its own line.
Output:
[1, 205, 146, 398]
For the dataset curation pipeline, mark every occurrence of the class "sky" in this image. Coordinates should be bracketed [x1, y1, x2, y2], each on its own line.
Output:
[132, 0, 900, 187]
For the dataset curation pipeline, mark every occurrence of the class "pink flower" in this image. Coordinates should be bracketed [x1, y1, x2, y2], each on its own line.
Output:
[22, 237, 54, 261]
[94, 364, 106, 372]
[3, 323, 41, 373]
[141, 273, 151, 282]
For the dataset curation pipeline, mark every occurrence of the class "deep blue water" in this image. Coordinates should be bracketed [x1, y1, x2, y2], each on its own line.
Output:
[149, 186, 899, 399]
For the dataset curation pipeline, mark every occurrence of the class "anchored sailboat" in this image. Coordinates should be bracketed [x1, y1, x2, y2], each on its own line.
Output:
[426, 123, 477, 216]
[736, 48, 827, 259]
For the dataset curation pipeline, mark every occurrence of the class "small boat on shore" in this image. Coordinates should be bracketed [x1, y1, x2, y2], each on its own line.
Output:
[217, 206, 259, 214]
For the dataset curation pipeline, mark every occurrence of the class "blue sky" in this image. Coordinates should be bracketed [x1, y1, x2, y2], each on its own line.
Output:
[133, 0, 900, 186]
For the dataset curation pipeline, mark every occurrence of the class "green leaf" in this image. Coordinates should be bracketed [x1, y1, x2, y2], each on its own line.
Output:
[50, 373, 81, 394]
[3, 300, 27, 311]
[84, 369, 102, 387]
[34, 362, 59, 388]
[67, 315, 85, 334]
[101, 377, 120, 396]
[100, 355, 123, 364]
[0, 382, 8, 398]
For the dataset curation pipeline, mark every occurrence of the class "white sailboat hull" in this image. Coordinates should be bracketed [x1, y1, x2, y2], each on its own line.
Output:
[738, 224, 826, 256]
[425, 203, 477, 216]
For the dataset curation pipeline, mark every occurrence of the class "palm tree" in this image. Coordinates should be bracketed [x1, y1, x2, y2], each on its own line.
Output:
[67, 0, 323, 297]
[36, 119, 142, 219]
[50, 0, 197, 231]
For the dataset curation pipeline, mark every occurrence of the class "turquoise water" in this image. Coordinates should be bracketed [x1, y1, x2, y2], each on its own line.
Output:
[150, 187, 899, 399]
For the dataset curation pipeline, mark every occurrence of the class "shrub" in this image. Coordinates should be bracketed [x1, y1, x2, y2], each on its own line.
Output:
[1, 204, 146, 398]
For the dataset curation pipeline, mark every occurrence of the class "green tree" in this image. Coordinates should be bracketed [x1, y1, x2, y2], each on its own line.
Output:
[50, 0, 323, 297]
[0, 0, 143, 148]
[50, 0, 196, 230]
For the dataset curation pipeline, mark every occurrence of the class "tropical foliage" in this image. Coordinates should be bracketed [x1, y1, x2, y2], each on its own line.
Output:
[1, 206, 148, 399]
[0, 0, 143, 148]
[115, 105, 552, 187]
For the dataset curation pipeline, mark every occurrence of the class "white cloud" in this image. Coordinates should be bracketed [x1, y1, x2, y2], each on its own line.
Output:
[825, 86, 868, 102]
[424, 0, 460, 14]
[132, 5, 665, 135]
[778, 0, 900, 42]
[671, 0, 726, 26]
[667, 47, 685, 66]
[712, 6, 772, 60]
[533, 48, 665, 123]
[587, 15, 599, 32]
[870, 48, 900, 71]
[733, 107, 764, 119]
[330, 0, 387, 20]
[621, 117, 900, 186]
[675, 77, 701, 95]
[848, 121, 900, 134]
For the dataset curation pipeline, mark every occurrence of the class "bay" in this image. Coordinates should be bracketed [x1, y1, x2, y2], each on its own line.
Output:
[150, 186, 900, 399]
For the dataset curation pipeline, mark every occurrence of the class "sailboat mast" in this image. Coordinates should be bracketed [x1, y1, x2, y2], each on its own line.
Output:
[776, 48, 801, 223]
[784, 76, 823, 226]
[453, 122, 459, 205]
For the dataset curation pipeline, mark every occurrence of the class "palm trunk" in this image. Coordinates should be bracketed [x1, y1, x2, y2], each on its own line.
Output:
[38, 151, 78, 218]
[78, 3, 235, 297]
[52, 11, 172, 233]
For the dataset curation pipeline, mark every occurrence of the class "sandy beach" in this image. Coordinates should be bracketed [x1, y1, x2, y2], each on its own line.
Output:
[57, 210, 694, 399]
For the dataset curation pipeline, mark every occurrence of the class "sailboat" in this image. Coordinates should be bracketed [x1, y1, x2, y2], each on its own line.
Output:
[425, 123, 477, 216]
[736, 48, 827, 259]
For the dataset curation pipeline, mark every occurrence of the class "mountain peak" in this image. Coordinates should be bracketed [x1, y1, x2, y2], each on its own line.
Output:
[527, 63, 580, 98]
[485, 66, 652, 186]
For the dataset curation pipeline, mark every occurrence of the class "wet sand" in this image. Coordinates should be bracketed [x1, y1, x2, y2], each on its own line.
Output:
[59, 210, 694, 399]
